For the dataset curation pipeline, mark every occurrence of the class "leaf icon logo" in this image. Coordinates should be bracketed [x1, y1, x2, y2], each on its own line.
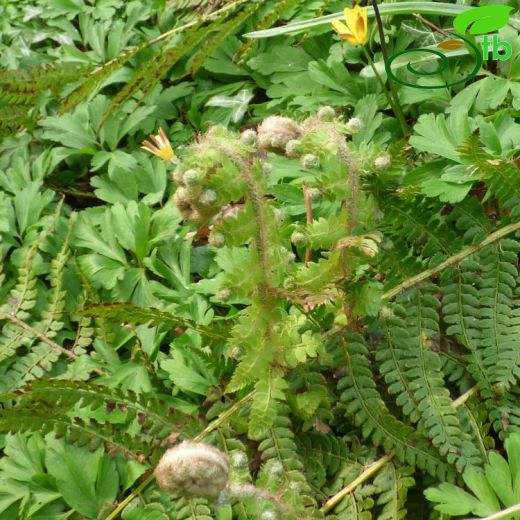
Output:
[453, 5, 513, 35]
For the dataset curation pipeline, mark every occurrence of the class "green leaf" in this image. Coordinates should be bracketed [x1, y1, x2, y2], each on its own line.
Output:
[453, 5, 513, 35]
[244, 3, 489, 39]
[424, 483, 478, 515]
[161, 347, 218, 396]
[485, 452, 515, 507]
[462, 468, 501, 517]
[46, 442, 118, 518]
[410, 109, 475, 162]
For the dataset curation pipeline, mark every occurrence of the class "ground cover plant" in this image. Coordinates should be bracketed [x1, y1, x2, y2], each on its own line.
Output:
[3, 0, 520, 518]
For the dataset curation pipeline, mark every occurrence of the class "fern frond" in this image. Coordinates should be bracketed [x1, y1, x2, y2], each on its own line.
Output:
[0, 344, 60, 393]
[373, 463, 414, 520]
[16, 379, 197, 440]
[397, 287, 465, 465]
[0, 245, 40, 361]
[60, 49, 142, 113]
[478, 240, 520, 391]
[248, 373, 287, 440]
[0, 62, 88, 105]
[256, 406, 318, 517]
[0, 105, 31, 135]
[238, 0, 307, 62]
[331, 333, 454, 480]
[190, 3, 261, 74]
[174, 498, 213, 520]
[0, 407, 153, 462]
[77, 302, 228, 339]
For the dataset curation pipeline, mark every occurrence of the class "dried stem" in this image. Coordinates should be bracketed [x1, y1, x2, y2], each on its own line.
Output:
[320, 454, 393, 513]
[383, 221, 520, 301]
[320, 382, 481, 513]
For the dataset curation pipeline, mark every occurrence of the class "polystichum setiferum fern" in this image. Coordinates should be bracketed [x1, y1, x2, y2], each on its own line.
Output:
[3, 103, 520, 519]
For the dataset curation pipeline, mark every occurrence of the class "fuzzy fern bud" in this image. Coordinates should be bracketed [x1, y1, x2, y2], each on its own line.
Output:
[272, 207, 284, 223]
[154, 441, 229, 499]
[301, 154, 319, 170]
[261, 162, 273, 176]
[183, 168, 203, 186]
[265, 459, 284, 477]
[173, 187, 190, 210]
[199, 189, 218, 206]
[240, 129, 257, 146]
[261, 512, 278, 520]
[284, 249, 296, 263]
[306, 187, 321, 200]
[173, 165, 186, 185]
[317, 105, 336, 121]
[230, 451, 248, 468]
[374, 153, 391, 170]
[189, 209, 205, 225]
[291, 231, 307, 246]
[285, 139, 303, 158]
[258, 116, 301, 152]
[209, 232, 226, 248]
[346, 116, 363, 134]
[216, 287, 231, 301]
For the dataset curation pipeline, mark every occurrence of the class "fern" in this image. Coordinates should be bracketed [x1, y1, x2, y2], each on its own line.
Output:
[190, 3, 261, 74]
[0, 216, 72, 391]
[0, 407, 154, 462]
[16, 379, 197, 439]
[331, 333, 454, 481]
[397, 287, 465, 466]
[174, 498, 214, 520]
[255, 406, 318, 518]
[0, 63, 89, 105]
[373, 463, 414, 520]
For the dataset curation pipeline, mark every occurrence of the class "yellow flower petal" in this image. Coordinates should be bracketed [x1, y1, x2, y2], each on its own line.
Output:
[141, 128, 175, 161]
[332, 19, 352, 38]
[336, 4, 368, 45]
[344, 6, 359, 32]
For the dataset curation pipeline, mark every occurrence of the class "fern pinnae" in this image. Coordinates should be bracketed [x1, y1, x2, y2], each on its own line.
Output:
[0, 63, 88, 106]
[470, 240, 520, 398]
[373, 463, 414, 520]
[377, 313, 421, 423]
[0, 215, 74, 391]
[0, 199, 64, 362]
[0, 407, 153, 461]
[60, 48, 142, 113]
[237, 0, 307, 62]
[18, 380, 196, 440]
[190, 3, 261, 74]
[407, 288, 463, 452]
[457, 399, 490, 466]
[174, 498, 213, 520]
[332, 333, 453, 480]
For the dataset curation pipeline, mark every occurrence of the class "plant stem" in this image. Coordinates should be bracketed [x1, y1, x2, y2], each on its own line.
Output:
[453, 384, 478, 407]
[319, 382, 481, 514]
[382, 221, 520, 301]
[320, 454, 393, 513]
[477, 503, 520, 520]
[370, 0, 408, 136]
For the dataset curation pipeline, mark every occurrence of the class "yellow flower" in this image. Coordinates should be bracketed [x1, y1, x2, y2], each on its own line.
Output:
[331, 4, 368, 46]
[141, 128, 175, 161]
